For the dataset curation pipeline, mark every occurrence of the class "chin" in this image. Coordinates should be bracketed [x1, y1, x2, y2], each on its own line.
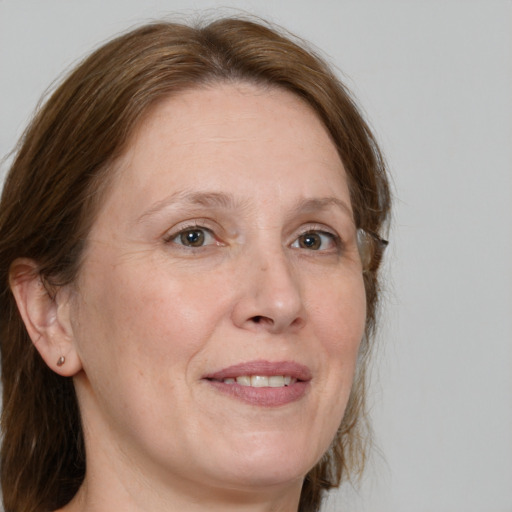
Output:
[213, 464, 307, 494]
[210, 433, 322, 490]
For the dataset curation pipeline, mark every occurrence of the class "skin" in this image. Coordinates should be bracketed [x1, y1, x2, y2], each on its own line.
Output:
[12, 83, 366, 512]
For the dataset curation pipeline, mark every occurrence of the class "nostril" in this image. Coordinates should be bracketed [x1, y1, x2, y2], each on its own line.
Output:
[250, 315, 273, 325]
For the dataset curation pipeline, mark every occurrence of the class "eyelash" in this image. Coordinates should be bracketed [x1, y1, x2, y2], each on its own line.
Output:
[163, 221, 220, 248]
[291, 229, 341, 252]
[164, 222, 343, 252]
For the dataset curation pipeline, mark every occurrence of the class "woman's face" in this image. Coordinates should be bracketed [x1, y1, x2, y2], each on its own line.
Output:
[69, 83, 366, 501]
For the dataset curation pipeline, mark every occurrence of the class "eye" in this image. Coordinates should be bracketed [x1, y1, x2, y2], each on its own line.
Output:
[167, 227, 217, 248]
[291, 230, 338, 251]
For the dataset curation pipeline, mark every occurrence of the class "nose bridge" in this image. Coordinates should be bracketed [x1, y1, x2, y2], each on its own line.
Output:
[259, 244, 299, 298]
[233, 239, 305, 333]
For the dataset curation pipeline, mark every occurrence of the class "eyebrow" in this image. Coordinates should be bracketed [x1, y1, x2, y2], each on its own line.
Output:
[291, 197, 353, 217]
[137, 190, 248, 223]
[137, 190, 353, 223]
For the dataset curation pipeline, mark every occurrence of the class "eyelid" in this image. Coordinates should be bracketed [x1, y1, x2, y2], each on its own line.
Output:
[163, 219, 222, 246]
[290, 224, 343, 251]
[162, 220, 346, 251]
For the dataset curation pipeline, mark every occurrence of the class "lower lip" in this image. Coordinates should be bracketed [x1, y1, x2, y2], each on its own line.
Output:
[206, 380, 310, 407]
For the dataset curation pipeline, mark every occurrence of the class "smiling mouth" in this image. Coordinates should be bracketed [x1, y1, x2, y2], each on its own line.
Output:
[203, 360, 311, 406]
[210, 375, 297, 387]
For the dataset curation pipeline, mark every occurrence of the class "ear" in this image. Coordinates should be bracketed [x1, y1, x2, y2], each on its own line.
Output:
[9, 258, 83, 377]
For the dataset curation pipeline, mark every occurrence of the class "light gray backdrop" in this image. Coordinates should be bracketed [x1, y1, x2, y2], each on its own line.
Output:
[1, 1, 511, 511]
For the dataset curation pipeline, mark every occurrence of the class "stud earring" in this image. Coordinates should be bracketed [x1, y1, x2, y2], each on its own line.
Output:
[56, 356, 65, 367]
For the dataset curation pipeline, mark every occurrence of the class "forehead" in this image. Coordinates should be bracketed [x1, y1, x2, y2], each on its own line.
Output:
[98, 82, 351, 223]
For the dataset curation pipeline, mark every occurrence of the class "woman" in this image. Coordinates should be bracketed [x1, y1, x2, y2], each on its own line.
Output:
[0, 16, 390, 512]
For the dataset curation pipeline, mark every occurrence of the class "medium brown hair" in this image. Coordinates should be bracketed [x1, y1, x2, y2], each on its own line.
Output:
[0, 17, 390, 512]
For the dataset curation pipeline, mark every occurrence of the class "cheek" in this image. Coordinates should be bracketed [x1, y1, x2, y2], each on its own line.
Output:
[297, 271, 366, 458]
[70, 256, 234, 437]
[308, 270, 366, 417]
[310, 271, 366, 358]
[73, 254, 234, 369]
[133, 265, 235, 349]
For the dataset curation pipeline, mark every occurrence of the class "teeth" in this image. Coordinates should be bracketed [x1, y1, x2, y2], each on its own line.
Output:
[268, 376, 285, 387]
[236, 376, 251, 386]
[251, 375, 268, 387]
[221, 375, 296, 387]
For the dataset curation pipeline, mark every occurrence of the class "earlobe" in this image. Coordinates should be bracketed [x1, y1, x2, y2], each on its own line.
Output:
[9, 258, 83, 377]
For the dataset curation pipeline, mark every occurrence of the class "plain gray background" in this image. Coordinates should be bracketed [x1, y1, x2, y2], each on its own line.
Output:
[1, 1, 511, 511]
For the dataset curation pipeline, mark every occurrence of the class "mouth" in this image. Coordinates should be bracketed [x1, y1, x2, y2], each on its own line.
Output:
[214, 375, 297, 387]
[203, 360, 311, 407]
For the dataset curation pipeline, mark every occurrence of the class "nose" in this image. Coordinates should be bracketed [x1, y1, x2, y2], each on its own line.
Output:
[231, 249, 306, 334]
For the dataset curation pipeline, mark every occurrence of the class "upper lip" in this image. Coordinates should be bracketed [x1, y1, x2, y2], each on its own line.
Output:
[204, 360, 312, 381]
